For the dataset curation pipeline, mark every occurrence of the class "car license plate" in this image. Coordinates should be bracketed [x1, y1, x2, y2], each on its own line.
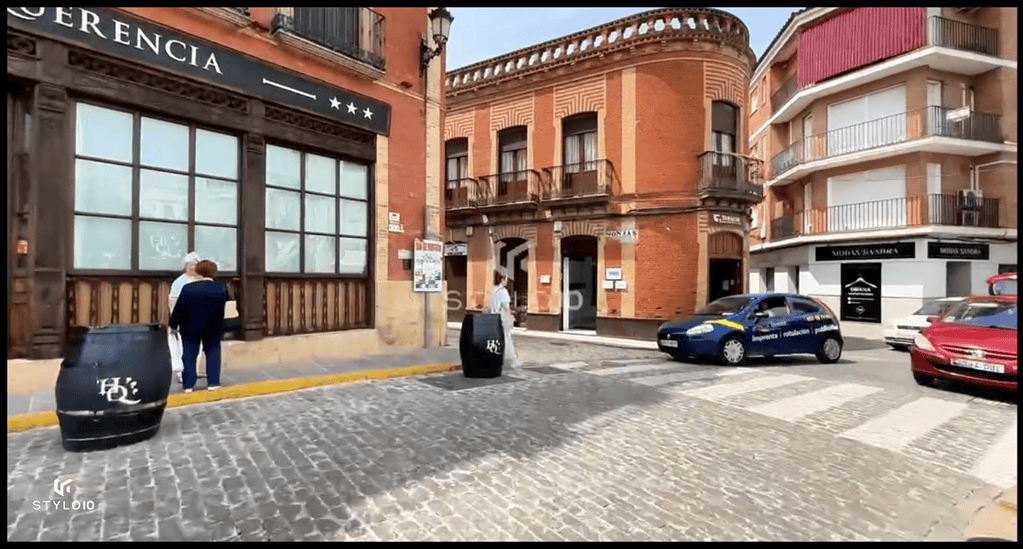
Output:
[950, 358, 1005, 374]
[660, 339, 678, 348]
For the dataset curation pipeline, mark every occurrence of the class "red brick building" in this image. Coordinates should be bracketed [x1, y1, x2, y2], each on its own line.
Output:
[7, 9, 447, 375]
[443, 8, 761, 339]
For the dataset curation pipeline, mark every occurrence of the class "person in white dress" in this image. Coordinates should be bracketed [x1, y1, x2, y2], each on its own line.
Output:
[169, 252, 202, 383]
[490, 273, 519, 371]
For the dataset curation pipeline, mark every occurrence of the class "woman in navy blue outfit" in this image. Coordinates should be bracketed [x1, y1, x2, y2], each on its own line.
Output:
[169, 260, 229, 392]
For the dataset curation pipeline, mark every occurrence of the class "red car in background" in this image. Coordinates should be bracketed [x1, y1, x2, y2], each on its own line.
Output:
[988, 272, 1017, 296]
[911, 295, 1017, 392]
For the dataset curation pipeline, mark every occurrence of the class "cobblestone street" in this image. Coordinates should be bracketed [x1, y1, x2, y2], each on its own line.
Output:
[7, 333, 1016, 541]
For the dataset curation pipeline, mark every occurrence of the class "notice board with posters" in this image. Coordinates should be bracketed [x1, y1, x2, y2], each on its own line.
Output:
[413, 240, 443, 293]
[841, 263, 882, 323]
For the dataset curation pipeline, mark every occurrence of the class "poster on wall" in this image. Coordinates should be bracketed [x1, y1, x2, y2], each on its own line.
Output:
[841, 263, 882, 323]
[414, 240, 443, 293]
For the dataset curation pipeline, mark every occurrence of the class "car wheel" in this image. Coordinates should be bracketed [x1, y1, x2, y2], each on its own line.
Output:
[719, 336, 747, 366]
[913, 373, 933, 387]
[816, 336, 843, 363]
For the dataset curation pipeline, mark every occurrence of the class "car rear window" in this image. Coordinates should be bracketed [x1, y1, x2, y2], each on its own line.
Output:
[990, 279, 1017, 296]
[942, 301, 1017, 330]
[789, 297, 822, 314]
[913, 299, 959, 316]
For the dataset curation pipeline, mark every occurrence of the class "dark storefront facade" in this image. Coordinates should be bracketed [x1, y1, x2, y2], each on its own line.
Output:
[8, 8, 445, 362]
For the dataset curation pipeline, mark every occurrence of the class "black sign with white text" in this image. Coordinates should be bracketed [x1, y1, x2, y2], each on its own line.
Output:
[816, 242, 915, 262]
[7, 7, 391, 135]
[841, 263, 882, 323]
[927, 242, 989, 260]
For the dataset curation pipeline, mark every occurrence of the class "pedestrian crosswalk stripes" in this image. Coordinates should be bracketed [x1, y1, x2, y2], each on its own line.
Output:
[839, 397, 969, 453]
[547, 361, 589, 370]
[746, 383, 883, 422]
[570, 361, 1016, 490]
[970, 419, 1017, 489]
[586, 362, 675, 377]
[679, 373, 813, 400]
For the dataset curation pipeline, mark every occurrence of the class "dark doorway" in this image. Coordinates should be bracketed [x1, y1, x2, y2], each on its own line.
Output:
[561, 235, 597, 330]
[495, 238, 529, 326]
[444, 246, 467, 324]
[946, 261, 972, 297]
[709, 258, 742, 302]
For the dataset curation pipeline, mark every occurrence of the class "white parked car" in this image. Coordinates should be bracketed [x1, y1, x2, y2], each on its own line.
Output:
[883, 297, 964, 350]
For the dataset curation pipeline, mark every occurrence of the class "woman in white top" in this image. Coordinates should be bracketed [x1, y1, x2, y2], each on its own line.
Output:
[168, 252, 202, 382]
[490, 272, 519, 371]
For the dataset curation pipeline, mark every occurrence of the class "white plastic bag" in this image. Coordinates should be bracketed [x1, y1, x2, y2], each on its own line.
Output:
[168, 328, 184, 374]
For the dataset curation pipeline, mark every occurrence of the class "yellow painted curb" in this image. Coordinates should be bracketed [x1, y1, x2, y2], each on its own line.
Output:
[8, 362, 461, 434]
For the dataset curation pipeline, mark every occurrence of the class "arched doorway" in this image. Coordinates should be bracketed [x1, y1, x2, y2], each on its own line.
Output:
[561, 235, 597, 330]
[708, 231, 743, 303]
[495, 237, 529, 326]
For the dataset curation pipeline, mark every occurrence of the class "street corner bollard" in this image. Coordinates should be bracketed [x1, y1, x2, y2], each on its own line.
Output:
[55, 323, 172, 452]
[460, 313, 504, 378]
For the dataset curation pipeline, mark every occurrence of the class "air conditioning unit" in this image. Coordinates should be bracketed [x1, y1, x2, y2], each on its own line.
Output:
[960, 189, 983, 226]
[960, 189, 983, 208]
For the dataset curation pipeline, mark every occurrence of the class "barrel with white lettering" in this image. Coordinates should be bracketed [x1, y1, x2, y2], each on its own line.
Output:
[55, 324, 172, 452]
[460, 314, 504, 378]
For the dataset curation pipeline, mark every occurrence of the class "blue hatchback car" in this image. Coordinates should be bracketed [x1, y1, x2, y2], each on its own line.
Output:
[657, 293, 844, 366]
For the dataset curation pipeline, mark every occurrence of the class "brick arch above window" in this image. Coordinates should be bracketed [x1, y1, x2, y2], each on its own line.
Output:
[491, 223, 537, 242]
[707, 230, 745, 258]
[557, 219, 606, 239]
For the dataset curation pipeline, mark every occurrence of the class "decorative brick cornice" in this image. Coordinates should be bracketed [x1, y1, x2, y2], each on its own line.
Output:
[447, 8, 753, 97]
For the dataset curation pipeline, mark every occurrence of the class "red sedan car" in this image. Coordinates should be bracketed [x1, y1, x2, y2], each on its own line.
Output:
[911, 295, 1017, 392]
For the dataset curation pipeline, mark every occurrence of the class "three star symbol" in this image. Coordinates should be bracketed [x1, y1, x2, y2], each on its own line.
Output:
[329, 97, 373, 120]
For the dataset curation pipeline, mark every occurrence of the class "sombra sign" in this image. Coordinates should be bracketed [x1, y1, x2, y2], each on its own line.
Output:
[840, 263, 882, 323]
[927, 242, 989, 260]
[7, 7, 391, 135]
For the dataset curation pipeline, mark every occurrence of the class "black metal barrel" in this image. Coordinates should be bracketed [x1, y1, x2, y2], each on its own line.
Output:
[460, 313, 505, 378]
[55, 324, 172, 452]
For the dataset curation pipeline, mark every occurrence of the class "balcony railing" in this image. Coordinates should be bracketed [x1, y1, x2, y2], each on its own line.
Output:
[697, 152, 764, 201]
[476, 170, 543, 208]
[930, 16, 999, 56]
[444, 178, 482, 210]
[770, 106, 1002, 180]
[541, 159, 619, 201]
[272, 7, 385, 71]
[771, 74, 799, 112]
[770, 193, 1002, 240]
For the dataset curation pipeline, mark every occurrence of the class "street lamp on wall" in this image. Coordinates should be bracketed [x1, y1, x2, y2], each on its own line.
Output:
[420, 7, 454, 75]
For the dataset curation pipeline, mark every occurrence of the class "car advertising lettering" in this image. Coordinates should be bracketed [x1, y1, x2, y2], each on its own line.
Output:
[814, 324, 839, 334]
[705, 319, 745, 331]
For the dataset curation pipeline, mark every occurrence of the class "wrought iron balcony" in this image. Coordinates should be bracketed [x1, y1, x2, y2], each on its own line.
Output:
[272, 7, 385, 71]
[444, 178, 483, 210]
[930, 16, 999, 56]
[770, 106, 1002, 180]
[770, 193, 1002, 240]
[475, 170, 543, 210]
[541, 159, 619, 203]
[697, 152, 764, 201]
